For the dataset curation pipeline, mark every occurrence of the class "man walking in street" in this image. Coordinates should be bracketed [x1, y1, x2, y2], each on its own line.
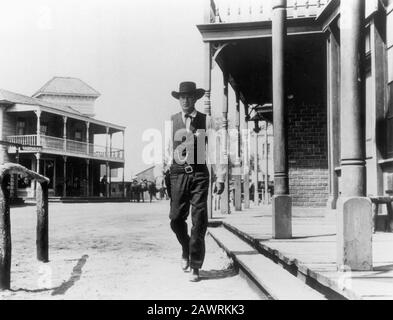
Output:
[165, 81, 226, 282]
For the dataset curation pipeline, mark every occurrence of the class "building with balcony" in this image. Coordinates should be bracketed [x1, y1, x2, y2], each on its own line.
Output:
[0, 77, 126, 199]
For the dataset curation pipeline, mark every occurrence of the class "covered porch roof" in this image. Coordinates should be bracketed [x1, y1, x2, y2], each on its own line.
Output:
[209, 33, 326, 107]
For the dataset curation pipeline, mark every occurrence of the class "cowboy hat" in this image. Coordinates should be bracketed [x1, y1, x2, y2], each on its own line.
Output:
[171, 81, 205, 100]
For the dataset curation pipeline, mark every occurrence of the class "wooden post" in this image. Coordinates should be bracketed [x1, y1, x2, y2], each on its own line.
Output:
[337, 0, 372, 271]
[63, 116, 67, 152]
[106, 162, 110, 197]
[53, 159, 56, 196]
[253, 132, 259, 205]
[368, 16, 385, 198]
[272, 0, 292, 239]
[110, 133, 113, 159]
[203, 20, 213, 219]
[0, 175, 11, 290]
[86, 122, 90, 155]
[264, 121, 269, 205]
[327, 24, 340, 210]
[221, 70, 230, 215]
[35, 110, 41, 146]
[234, 91, 242, 211]
[63, 156, 67, 197]
[86, 159, 90, 196]
[36, 181, 49, 262]
[122, 131, 125, 198]
[243, 105, 251, 209]
[105, 127, 110, 158]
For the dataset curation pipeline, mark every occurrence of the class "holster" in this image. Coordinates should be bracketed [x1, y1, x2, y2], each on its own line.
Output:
[164, 170, 171, 198]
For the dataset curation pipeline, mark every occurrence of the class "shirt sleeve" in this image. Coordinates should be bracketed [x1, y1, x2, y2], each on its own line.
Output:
[206, 115, 227, 183]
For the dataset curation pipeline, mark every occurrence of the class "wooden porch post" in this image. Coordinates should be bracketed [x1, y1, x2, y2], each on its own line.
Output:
[63, 156, 67, 197]
[86, 159, 90, 197]
[36, 153, 41, 174]
[105, 127, 110, 158]
[272, 0, 292, 239]
[264, 121, 269, 205]
[204, 40, 213, 219]
[35, 110, 41, 146]
[63, 116, 67, 152]
[234, 90, 242, 211]
[122, 131, 125, 197]
[86, 122, 90, 155]
[53, 159, 56, 196]
[243, 104, 251, 209]
[106, 162, 110, 197]
[220, 70, 230, 215]
[327, 24, 341, 210]
[253, 132, 259, 206]
[337, 0, 372, 271]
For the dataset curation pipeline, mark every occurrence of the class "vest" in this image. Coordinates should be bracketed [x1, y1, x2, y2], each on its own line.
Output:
[171, 111, 207, 166]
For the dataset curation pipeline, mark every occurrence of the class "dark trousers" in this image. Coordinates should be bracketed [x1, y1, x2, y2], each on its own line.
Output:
[169, 168, 209, 269]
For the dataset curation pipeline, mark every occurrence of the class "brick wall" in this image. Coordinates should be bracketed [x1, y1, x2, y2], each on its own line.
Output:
[288, 102, 329, 207]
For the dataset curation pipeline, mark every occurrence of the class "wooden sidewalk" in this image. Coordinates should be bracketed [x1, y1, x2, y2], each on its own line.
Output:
[210, 205, 393, 300]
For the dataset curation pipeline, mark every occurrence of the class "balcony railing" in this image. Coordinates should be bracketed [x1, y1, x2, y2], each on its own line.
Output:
[6, 135, 124, 161]
[210, 0, 328, 23]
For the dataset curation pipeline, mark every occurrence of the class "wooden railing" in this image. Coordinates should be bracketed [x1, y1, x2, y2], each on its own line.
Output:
[6, 135, 124, 161]
[210, 0, 328, 23]
[6, 134, 37, 146]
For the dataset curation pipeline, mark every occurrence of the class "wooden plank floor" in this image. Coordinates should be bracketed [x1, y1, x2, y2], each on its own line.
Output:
[212, 205, 393, 300]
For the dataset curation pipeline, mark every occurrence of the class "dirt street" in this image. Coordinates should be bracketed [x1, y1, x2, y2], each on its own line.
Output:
[0, 201, 262, 300]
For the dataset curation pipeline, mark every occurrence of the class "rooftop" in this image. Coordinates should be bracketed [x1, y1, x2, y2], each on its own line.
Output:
[0, 88, 83, 115]
[33, 76, 101, 98]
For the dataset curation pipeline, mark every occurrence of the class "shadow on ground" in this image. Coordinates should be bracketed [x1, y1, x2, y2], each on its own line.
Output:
[199, 267, 237, 281]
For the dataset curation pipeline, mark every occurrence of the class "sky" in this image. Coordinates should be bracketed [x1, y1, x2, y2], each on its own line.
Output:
[0, 0, 240, 177]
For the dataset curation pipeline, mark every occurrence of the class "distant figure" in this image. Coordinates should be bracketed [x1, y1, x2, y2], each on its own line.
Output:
[100, 175, 108, 197]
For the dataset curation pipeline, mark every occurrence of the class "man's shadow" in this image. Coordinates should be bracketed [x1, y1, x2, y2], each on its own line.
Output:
[199, 266, 237, 281]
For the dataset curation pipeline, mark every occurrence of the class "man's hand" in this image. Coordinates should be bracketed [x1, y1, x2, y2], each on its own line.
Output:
[215, 182, 225, 195]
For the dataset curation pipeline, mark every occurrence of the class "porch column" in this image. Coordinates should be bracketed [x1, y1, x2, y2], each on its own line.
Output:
[327, 24, 341, 210]
[86, 159, 90, 196]
[122, 131, 125, 197]
[63, 156, 67, 197]
[264, 121, 269, 205]
[204, 40, 213, 219]
[109, 133, 113, 159]
[105, 127, 110, 158]
[53, 159, 56, 196]
[253, 132, 259, 206]
[63, 116, 67, 152]
[86, 122, 90, 155]
[35, 110, 41, 146]
[367, 16, 385, 197]
[36, 153, 41, 177]
[272, 0, 292, 239]
[243, 105, 251, 209]
[106, 162, 110, 197]
[338, 0, 372, 271]
[220, 70, 230, 215]
[234, 91, 242, 211]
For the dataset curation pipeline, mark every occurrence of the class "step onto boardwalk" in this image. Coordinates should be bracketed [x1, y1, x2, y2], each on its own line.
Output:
[211, 206, 393, 300]
[208, 227, 327, 300]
